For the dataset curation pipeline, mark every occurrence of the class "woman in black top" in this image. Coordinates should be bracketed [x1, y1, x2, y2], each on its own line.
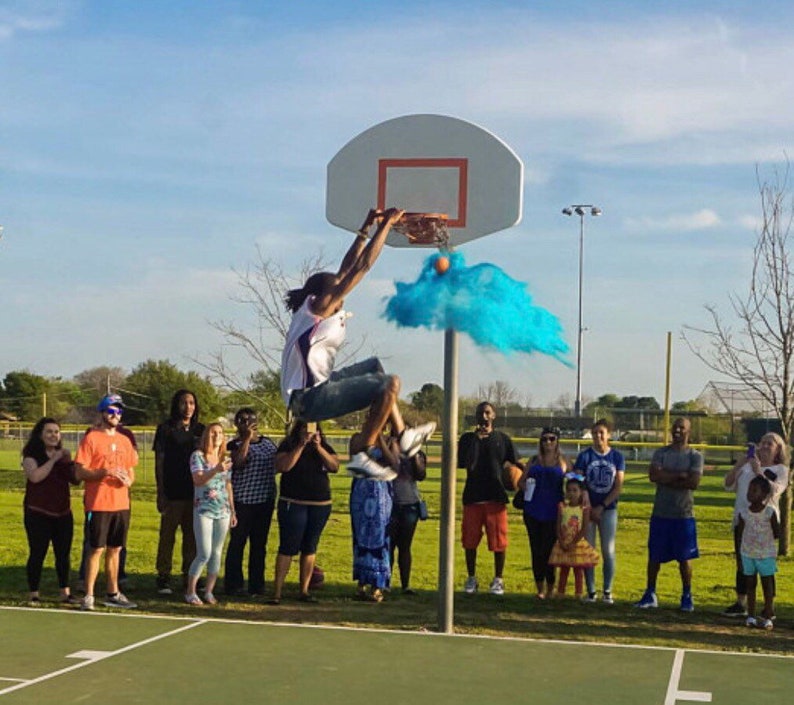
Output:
[22, 417, 79, 605]
[270, 420, 338, 603]
[388, 445, 427, 594]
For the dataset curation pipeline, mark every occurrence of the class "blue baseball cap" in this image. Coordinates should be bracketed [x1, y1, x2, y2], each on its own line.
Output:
[97, 393, 124, 412]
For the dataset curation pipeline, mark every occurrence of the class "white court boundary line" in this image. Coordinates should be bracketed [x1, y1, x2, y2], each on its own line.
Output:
[665, 650, 712, 704]
[0, 618, 205, 697]
[0, 606, 788, 701]
[0, 604, 791, 660]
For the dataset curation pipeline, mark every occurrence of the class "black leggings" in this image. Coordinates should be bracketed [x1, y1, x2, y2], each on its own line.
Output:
[24, 509, 74, 591]
[389, 503, 420, 589]
[523, 514, 556, 586]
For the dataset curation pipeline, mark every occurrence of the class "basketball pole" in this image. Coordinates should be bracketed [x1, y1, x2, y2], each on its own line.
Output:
[437, 326, 459, 633]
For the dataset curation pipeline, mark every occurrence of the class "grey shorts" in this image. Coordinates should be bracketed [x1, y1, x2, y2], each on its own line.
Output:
[289, 357, 391, 422]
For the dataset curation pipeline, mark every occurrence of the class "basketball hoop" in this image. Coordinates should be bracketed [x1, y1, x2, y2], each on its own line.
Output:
[391, 212, 450, 249]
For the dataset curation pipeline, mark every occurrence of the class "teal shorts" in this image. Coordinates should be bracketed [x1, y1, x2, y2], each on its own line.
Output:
[741, 555, 777, 578]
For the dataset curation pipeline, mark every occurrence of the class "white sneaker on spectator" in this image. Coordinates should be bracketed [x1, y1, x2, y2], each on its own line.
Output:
[464, 576, 478, 594]
[80, 595, 95, 611]
[489, 577, 505, 595]
[399, 423, 436, 457]
[347, 452, 397, 481]
[103, 592, 137, 609]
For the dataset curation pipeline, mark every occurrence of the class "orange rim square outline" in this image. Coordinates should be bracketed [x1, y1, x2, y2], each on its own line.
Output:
[377, 158, 468, 227]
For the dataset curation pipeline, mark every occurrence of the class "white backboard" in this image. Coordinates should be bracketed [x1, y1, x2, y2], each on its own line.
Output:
[327, 114, 523, 247]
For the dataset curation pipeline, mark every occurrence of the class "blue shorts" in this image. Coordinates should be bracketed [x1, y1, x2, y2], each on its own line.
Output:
[648, 516, 699, 563]
[289, 357, 391, 421]
[741, 555, 777, 578]
[277, 500, 332, 556]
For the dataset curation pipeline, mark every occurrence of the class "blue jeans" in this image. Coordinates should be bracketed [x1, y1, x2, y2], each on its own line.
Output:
[585, 507, 618, 595]
[190, 512, 231, 578]
[289, 357, 391, 421]
[277, 500, 332, 556]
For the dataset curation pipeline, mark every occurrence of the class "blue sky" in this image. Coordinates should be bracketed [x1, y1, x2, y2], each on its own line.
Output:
[2, 0, 794, 407]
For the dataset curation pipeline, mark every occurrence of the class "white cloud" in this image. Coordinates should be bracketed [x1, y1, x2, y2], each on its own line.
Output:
[624, 208, 721, 232]
[738, 214, 762, 230]
[0, 0, 74, 39]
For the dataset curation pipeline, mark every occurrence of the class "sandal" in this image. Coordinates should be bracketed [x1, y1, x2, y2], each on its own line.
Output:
[185, 593, 203, 606]
[298, 593, 318, 603]
[203, 592, 218, 605]
[266, 597, 281, 606]
[370, 589, 384, 603]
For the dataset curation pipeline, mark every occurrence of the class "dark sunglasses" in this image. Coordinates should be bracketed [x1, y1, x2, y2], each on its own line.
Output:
[105, 408, 123, 416]
[541, 435, 557, 442]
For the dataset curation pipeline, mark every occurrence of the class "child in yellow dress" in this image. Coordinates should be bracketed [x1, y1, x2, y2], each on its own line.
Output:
[549, 474, 599, 598]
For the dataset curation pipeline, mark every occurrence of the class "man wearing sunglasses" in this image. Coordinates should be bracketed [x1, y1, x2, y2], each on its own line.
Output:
[75, 394, 138, 611]
[224, 407, 278, 597]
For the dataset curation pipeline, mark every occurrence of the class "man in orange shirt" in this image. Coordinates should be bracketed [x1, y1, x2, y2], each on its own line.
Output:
[75, 394, 138, 610]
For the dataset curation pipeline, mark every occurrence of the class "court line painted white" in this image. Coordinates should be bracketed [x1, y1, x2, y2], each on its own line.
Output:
[0, 619, 206, 698]
[664, 649, 712, 705]
[0, 604, 790, 661]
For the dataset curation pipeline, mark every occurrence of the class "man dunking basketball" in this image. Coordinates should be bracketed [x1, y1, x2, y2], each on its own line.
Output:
[281, 208, 435, 476]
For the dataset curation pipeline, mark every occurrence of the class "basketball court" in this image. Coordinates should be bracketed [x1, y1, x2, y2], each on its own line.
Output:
[1, 606, 790, 704]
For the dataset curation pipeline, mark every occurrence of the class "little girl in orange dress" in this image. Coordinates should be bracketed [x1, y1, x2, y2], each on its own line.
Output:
[549, 474, 599, 598]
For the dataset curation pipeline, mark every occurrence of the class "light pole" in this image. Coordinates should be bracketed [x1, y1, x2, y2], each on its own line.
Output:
[561, 204, 602, 425]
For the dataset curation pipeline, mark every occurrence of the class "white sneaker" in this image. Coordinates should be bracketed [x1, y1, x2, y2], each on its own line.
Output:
[103, 592, 137, 609]
[489, 577, 505, 595]
[80, 595, 95, 611]
[399, 423, 436, 458]
[464, 576, 478, 594]
[347, 452, 397, 481]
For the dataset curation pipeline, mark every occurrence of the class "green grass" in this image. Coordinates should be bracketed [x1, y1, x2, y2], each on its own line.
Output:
[2, 438, 793, 655]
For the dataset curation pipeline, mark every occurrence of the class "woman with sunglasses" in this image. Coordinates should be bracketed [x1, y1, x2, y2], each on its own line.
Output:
[518, 427, 569, 599]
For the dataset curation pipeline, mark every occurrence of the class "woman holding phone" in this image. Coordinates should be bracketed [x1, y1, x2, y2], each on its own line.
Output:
[185, 423, 235, 605]
[722, 433, 789, 617]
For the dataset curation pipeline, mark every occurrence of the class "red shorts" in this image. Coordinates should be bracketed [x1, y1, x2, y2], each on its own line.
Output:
[461, 502, 508, 552]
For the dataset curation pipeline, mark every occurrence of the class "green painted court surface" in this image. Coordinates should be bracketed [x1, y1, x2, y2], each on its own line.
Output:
[0, 608, 791, 704]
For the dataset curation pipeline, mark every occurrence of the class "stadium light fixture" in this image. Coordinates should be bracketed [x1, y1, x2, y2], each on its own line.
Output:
[562, 204, 602, 424]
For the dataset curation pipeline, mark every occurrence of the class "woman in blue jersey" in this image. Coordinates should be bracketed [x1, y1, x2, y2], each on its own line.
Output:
[573, 419, 625, 604]
[281, 208, 434, 475]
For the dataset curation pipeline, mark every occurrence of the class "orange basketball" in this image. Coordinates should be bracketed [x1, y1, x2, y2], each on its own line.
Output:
[501, 464, 523, 491]
[435, 256, 450, 274]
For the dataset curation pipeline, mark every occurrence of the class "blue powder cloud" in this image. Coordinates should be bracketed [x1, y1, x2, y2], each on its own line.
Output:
[383, 251, 571, 365]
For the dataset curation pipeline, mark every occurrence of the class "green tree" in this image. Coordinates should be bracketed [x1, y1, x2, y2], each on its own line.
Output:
[0, 370, 80, 421]
[121, 360, 226, 425]
[224, 369, 286, 429]
[410, 383, 444, 419]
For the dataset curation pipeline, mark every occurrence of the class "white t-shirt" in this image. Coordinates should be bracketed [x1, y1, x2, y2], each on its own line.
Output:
[725, 462, 789, 527]
[280, 296, 349, 404]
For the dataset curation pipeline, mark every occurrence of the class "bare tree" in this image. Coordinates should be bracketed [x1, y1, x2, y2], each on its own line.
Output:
[551, 392, 573, 414]
[196, 245, 365, 422]
[683, 162, 794, 554]
[477, 380, 519, 409]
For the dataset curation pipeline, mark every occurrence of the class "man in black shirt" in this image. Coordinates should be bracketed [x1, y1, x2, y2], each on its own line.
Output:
[153, 390, 204, 594]
[458, 401, 522, 596]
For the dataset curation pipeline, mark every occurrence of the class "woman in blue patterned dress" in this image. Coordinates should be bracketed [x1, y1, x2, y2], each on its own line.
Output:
[349, 430, 399, 601]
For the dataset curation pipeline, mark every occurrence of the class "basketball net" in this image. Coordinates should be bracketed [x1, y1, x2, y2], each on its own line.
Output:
[391, 212, 450, 249]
